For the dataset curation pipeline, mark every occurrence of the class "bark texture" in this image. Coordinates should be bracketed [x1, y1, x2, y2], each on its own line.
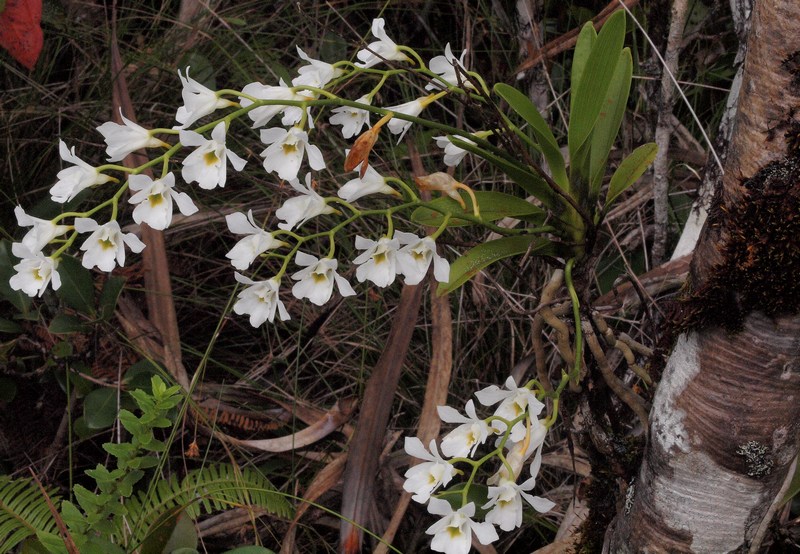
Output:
[605, 0, 800, 551]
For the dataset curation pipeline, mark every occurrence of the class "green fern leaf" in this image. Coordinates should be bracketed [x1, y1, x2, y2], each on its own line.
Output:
[126, 464, 292, 546]
[0, 476, 60, 554]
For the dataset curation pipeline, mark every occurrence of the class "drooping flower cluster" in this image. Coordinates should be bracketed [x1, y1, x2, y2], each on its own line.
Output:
[8, 17, 482, 324]
[403, 377, 555, 553]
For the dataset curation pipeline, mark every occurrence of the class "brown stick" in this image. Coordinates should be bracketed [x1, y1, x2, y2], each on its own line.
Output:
[338, 284, 425, 553]
[514, 0, 641, 75]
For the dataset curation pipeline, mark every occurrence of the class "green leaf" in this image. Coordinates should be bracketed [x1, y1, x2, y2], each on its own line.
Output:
[0, 377, 17, 401]
[570, 22, 597, 115]
[437, 236, 558, 295]
[411, 191, 546, 227]
[780, 460, 800, 507]
[448, 137, 558, 209]
[494, 83, 568, 188]
[589, 48, 633, 199]
[0, 317, 22, 333]
[55, 255, 95, 315]
[604, 143, 658, 209]
[568, 10, 627, 167]
[124, 360, 162, 390]
[83, 387, 119, 430]
[72, 416, 95, 439]
[48, 313, 89, 334]
[98, 276, 125, 320]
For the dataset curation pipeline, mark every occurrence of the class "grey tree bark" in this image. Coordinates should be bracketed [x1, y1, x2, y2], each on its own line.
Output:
[604, 0, 800, 551]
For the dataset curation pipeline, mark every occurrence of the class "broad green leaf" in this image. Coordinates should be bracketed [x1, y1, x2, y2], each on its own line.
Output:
[56, 255, 95, 315]
[124, 359, 162, 390]
[589, 48, 633, 200]
[448, 137, 558, 209]
[48, 313, 88, 334]
[411, 191, 546, 227]
[494, 83, 568, 188]
[83, 387, 119, 430]
[605, 143, 658, 209]
[0, 317, 22, 333]
[570, 22, 597, 115]
[0, 377, 16, 401]
[140, 510, 198, 554]
[438, 236, 558, 295]
[568, 10, 627, 164]
[98, 275, 125, 320]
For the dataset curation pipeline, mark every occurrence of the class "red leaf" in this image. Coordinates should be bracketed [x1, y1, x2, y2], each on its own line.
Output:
[0, 0, 43, 71]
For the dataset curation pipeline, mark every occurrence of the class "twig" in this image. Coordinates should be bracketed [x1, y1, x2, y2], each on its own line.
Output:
[651, 0, 689, 264]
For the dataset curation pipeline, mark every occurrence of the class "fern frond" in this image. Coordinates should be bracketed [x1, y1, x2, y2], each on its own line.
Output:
[126, 464, 292, 545]
[0, 476, 60, 554]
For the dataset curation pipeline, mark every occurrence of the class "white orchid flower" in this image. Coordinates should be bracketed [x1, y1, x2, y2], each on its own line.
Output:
[434, 135, 474, 167]
[239, 80, 309, 128]
[260, 126, 325, 181]
[96, 111, 167, 162]
[275, 173, 336, 231]
[437, 400, 492, 458]
[483, 447, 555, 531]
[355, 18, 410, 68]
[426, 43, 472, 91]
[337, 163, 396, 203]
[290, 253, 356, 306]
[475, 376, 545, 442]
[425, 499, 499, 554]
[329, 95, 372, 139]
[225, 210, 286, 270]
[74, 218, 145, 272]
[128, 173, 198, 231]
[233, 273, 290, 326]
[180, 122, 246, 190]
[174, 67, 234, 129]
[395, 231, 450, 285]
[385, 97, 426, 142]
[50, 140, 114, 203]
[292, 46, 343, 89]
[9, 245, 61, 297]
[14, 206, 70, 254]
[402, 437, 456, 503]
[353, 235, 400, 288]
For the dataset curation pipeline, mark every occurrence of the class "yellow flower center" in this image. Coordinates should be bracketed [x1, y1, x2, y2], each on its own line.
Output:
[148, 193, 164, 206]
[204, 151, 220, 166]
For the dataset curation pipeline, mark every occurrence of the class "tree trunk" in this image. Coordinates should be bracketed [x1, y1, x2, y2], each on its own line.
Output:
[605, 0, 800, 551]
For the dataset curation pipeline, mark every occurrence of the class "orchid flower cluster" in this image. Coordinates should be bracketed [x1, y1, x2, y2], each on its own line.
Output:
[403, 377, 555, 553]
[8, 18, 490, 325]
[8, 17, 557, 552]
